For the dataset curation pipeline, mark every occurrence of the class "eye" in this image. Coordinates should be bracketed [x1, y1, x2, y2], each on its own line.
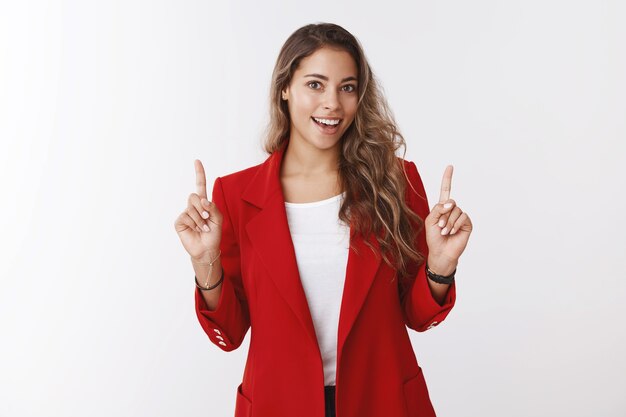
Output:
[342, 84, 357, 93]
[307, 81, 322, 89]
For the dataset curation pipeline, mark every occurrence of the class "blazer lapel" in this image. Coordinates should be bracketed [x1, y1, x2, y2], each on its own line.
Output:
[241, 140, 383, 363]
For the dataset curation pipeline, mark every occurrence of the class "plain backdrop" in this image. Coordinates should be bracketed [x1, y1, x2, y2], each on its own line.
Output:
[1, 1, 625, 416]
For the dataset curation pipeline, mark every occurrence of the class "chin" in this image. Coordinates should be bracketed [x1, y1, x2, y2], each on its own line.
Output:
[307, 135, 342, 150]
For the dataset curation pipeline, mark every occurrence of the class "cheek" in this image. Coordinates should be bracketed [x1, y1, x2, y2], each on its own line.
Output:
[293, 94, 316, 112]
[288, 99, 314, 126]
[342, 97, 358, 115]
[290, 89, 315, 108]
[345, 108, 358, 123]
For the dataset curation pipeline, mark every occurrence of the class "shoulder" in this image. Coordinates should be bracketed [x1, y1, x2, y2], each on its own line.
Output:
[395, 156, 421, 185]
[209, 162, 264, 227]
[395, 156, 428, 207]
[212, 160, 266, 205]
[218, 162, 262, 187]
[395, 156, 419, 170]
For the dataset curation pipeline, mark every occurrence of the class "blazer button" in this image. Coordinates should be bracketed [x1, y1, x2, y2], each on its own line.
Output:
[213, 329, 221, 335]
[216, 335, 224, 340]
[427, 321, 438, 329]
[219, 341, 227, 346]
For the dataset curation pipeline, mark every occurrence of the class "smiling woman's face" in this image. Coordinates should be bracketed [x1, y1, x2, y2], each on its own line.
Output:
[282, 46, 359, 151]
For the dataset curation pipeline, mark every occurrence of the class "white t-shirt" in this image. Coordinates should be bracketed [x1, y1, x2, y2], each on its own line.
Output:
[284, 191, 349, 386]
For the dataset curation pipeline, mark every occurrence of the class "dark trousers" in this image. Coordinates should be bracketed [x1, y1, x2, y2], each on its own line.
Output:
[324, 385, 336, 417]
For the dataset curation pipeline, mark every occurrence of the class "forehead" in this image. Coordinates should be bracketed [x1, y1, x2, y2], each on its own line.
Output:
[294, 47, 358, 80]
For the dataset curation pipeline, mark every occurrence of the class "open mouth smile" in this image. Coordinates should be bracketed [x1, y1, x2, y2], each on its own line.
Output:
[311, 116, 342, 134]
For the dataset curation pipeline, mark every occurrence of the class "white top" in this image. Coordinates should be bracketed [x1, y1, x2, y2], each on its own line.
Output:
[284, 191, 349, 386]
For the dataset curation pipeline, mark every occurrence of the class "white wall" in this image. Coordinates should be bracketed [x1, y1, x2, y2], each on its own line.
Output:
[1, 1, 624, 416]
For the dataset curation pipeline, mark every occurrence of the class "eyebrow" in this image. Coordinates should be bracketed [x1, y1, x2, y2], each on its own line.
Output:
[304, 73, 358, 83]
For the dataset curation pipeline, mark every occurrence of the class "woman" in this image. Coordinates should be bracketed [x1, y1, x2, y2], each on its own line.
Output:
[175, 22, 472, 417]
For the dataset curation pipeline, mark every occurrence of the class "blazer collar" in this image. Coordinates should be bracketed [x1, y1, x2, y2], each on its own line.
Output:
[241, 140, 383, 367]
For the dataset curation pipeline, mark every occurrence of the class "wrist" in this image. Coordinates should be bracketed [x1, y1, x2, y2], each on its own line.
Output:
[426, 256, 457, 276]
[191, 248, 221, 263]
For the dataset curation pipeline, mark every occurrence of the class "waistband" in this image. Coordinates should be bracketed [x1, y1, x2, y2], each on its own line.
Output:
[324, 385, 336, 415]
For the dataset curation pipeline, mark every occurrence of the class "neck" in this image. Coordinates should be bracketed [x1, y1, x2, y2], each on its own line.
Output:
[281, 137, 340, 178]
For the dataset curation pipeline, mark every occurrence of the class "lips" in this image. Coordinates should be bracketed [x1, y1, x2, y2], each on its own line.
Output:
[311, 117, 342, 127]
[311, 116, 342, 134]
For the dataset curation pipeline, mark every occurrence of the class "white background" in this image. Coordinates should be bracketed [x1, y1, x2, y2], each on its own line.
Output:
[1, 1, 625, 416]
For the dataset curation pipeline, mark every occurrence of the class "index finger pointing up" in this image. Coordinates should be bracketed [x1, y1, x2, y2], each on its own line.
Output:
[438, 164, 453, 203]
[194, 159, 208, 199]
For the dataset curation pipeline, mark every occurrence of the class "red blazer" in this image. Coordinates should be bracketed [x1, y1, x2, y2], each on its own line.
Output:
[194, 141, 457, 417]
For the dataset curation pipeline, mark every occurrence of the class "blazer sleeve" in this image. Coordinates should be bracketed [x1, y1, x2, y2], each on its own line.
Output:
[194, 176, 251, 351]
[399, 160, 457, 332]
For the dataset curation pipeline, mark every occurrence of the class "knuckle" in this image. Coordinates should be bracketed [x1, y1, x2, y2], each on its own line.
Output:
[186, 208, 198, 219]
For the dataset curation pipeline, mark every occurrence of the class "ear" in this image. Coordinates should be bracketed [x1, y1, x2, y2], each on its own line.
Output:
[281, 87, 289, 101]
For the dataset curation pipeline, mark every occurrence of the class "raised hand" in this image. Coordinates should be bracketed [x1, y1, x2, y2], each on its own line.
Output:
[174, 159, 223, 259]
[424, 165, 473, 272]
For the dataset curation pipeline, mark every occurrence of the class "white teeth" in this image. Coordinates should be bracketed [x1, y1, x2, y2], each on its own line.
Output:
[313, 117, 340, 126]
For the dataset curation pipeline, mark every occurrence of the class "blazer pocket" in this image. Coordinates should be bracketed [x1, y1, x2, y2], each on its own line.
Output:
[235, 382, 252, 417]
[402, 367, 437, 417]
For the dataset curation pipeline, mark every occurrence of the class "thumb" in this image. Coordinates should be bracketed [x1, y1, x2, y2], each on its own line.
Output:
[201, 198, 222, 221]
[428, 201, 454, 226]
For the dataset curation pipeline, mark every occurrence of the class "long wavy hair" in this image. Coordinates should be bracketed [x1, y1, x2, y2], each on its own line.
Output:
[261, 22, 427, 286]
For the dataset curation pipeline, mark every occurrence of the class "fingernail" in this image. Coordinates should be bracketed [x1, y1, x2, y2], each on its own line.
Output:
[438, 219, 445, 227]
[203, 224, 210, 232]
[450, 228, 455, 234]
[441, 227, 448, 235]
[202, 211, 209, 219]
[444, 203, 452, 209]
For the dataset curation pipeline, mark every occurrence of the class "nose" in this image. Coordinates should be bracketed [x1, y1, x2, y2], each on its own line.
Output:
[322, 89, 341, 110]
